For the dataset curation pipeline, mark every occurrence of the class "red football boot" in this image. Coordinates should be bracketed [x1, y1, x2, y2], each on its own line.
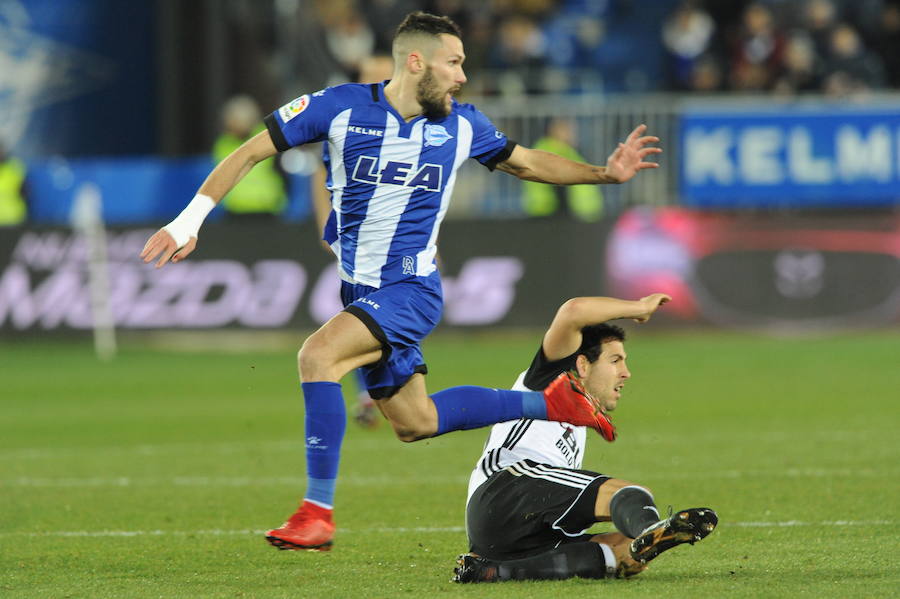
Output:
[543, 371, 617, 442]
[265, 501, 335, 551]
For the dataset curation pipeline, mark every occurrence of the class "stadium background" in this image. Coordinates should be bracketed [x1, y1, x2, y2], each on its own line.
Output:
[1, 1, 898, 597]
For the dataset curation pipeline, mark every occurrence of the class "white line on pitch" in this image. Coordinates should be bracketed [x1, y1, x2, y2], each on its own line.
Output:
[2, 467, 893, 488]
[0, 430, 878, 460]
[0, 520, 892, 539]
[0, 475, 470, 487]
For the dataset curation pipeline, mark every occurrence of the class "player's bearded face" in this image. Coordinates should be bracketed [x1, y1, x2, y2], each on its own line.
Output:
[580, 341, 630, 413]
[417, 65, 457, 119]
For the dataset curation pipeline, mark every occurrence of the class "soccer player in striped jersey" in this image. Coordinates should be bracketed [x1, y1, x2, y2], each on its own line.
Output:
[140, 12, 662, 552]
[454, 294, 718, 582]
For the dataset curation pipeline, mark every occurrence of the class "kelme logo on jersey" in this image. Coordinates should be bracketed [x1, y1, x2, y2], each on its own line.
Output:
[278, 94, 310, 123]
[424, 124, 453, 147]
[351, 156, 443, 191]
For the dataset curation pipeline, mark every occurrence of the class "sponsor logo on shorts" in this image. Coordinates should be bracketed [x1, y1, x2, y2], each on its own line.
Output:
[355, 297, 380, 310]
[278, 94, 310, 122]
[402, 256, 415, 275]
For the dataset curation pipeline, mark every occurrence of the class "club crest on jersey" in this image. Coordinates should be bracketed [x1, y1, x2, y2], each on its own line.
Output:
[351, 156, 443, 191]
[424, 124, 453, 147]
[278, 94, 310, 122]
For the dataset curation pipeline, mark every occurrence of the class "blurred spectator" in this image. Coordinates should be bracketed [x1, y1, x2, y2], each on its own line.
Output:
[802, 0, 839, 59]
[213, 95, 286, 219]
[325, 7, 375, 77]
[360, 0, 418, 52]
[521, 118, 603, 222]
[494, 0, 557, 19]
[487, 15, 549, 95]
[0, 143, 27, 226]
[821, 22, 885, 95]
[871, 1, 900, 88]
[772, 31, 824, 94]
[662, 1, 716, 90]
[729, 2, 786, 91]
[689, 54, 725, 92]
[321, 3, 376, 82]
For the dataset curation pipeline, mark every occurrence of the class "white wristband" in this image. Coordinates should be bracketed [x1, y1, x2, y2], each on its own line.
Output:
[163, 194, 216, 248]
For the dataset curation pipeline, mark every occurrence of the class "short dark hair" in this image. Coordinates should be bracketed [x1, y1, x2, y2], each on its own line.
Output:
[578, 323, 626, 363]
[394, 11, 462, 41]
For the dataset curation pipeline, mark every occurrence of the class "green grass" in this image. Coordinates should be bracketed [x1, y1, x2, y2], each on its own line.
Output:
[1, 330, 899, 598]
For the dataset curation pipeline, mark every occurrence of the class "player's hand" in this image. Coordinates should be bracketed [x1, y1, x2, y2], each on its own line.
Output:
[604, 124, 662, 184]
[140, 229, 197, 268]
[633, 293, 671, 323]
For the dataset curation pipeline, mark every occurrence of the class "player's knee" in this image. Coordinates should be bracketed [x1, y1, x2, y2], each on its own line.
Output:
[623, 482, 652, 497]
[297, 339, 329, 380]
[631, 483, 652, 497]
[612, 479, 652, 497]
[390, 422, 433, 443]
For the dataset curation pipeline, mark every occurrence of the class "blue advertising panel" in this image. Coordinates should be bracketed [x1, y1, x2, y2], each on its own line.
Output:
[2, 0, 157, 158]
[680, 106, 900, 207]
[26, 157, 313, 225]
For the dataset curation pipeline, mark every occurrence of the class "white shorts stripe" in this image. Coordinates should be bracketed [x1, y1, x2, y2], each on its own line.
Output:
[508, 462, 597, 490]
[528, 463, 598, 485]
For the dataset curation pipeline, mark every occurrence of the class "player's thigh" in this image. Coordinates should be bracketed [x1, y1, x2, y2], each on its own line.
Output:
[594, 478, 652, 520]
[299, 311, 383, 380]
[375, 373, 437, 440]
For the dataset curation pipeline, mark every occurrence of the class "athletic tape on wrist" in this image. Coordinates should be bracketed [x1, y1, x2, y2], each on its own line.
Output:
[163, 194, 216, 248]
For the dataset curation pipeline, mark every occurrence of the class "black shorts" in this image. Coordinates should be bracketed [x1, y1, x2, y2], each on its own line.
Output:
[466, 460, 610, 561]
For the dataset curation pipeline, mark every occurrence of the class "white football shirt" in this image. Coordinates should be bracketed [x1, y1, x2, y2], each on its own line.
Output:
[466, 370, 587, 503]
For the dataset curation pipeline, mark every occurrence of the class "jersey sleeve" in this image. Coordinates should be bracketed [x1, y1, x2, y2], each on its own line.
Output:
[264, 89, 335, 152]
[522, 346, 578, 391]
[466, 106, 516, 170]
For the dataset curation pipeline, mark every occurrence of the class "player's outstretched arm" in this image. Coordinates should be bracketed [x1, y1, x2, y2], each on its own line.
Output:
[494, 124, 661, 185]
[140, 130, 279, 268]
[542, 294, 671, 360]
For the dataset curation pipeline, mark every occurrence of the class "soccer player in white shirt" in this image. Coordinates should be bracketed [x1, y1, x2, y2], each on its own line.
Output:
[141, 12, 662, 552]
[454, 294, 718, 582]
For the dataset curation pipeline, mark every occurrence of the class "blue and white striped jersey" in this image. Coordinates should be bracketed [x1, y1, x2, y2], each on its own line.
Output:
[265, 82, 511, 288]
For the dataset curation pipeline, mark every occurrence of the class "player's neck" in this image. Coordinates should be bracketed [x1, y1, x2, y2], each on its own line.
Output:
[383, 79, 423, 122]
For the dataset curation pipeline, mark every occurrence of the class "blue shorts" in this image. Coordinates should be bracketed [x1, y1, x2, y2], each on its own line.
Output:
[341, 272, 443, 399]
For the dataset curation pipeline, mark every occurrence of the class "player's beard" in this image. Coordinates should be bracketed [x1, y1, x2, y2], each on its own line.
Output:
[417, 66, 454, 120]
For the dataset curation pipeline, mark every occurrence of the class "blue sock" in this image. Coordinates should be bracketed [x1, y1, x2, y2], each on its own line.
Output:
[431, 386, 546, 436]
[301, 381, 346, 508]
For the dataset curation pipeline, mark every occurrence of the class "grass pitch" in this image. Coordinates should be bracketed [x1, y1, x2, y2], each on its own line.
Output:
[1, 329, 898, 598]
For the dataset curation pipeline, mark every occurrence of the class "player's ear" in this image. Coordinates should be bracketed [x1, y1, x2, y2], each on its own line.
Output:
[407, 51, 424, 73]
[574, 355, 589, 379]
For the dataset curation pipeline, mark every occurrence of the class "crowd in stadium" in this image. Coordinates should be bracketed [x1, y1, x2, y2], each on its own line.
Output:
[294, 0, 900, 96]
